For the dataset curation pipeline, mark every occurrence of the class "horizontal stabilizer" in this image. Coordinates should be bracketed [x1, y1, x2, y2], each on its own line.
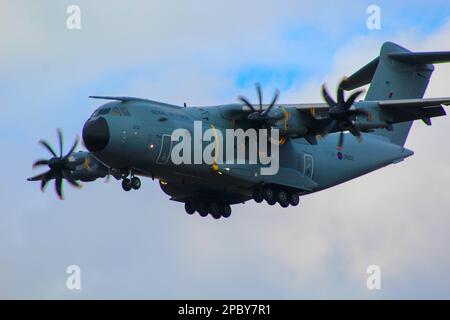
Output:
[388, 51, 450, 65]
[340, 57, 379, 91]
[341, 46, 450, 91]
[376, 97, 449, 125]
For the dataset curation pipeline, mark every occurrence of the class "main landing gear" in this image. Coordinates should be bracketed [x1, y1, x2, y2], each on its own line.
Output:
[252, 186, 300, 208]
[184, 199, 232, 219]
[121, 175, 141, 191]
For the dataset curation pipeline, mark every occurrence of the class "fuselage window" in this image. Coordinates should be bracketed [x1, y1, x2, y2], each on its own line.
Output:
[111, 107, 121, 116]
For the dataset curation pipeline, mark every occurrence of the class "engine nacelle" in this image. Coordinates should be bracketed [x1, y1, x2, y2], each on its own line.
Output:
[271, 108, 309, 137]
[351, 101, 389, 132]
[66, 151, 109, 182]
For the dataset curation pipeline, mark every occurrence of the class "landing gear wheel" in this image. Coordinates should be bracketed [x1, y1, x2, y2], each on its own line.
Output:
[209, 202, 221, 219]
[263, 187, 276, 205]
[289, 193, 300, 206]
[197, 201, 208, 217]
[279, 200, 289, 208]
[252, 188, 264, 203]
[185, 200, 195, 215]
[276, 190, 289, 207]
[121, 178, 131, 191]
[131, 177, 141, 190]
[222, 205, 231, 218]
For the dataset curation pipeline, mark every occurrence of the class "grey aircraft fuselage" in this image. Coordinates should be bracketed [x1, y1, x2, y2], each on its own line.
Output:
[28, 41, 450, 218]
[84, 99, 413, 205]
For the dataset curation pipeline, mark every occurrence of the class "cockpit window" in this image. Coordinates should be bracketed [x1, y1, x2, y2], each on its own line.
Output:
[91, 106, 128, 118]
[111, 107, 121, 116]
[98, 108, 111, 115]
[120, 106, 130, 116]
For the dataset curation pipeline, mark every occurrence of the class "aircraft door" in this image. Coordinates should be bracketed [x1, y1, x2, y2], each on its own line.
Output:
[303, 154, 314, 179]
[156, 134, 172, 164]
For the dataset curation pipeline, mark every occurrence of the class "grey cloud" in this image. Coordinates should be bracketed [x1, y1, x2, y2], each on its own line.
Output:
[0, 1, 449, 299]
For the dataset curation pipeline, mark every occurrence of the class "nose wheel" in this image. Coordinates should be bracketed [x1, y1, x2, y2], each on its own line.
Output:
[121, 178, 132, 191]
[121, 175, 141, 191]
[131, 177, 141, 190]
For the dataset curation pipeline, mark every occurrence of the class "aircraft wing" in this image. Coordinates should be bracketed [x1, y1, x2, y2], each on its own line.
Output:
[240, 103, 329, 111]
[289, 97, 450, 111]
[219, 102, 330, 121]
[377, 97, 450, 108]
[290, 98, 450, 125]
[291, 103, 330, 110]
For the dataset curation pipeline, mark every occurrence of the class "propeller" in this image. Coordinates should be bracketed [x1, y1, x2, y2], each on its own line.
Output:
[321, 78, 368, 149]
[238, 83, 283, 123]
[27, 129, 81, 199]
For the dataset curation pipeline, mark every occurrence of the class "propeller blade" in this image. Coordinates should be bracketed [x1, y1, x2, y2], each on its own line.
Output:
[337, 86, 345, 106]
[55, 175, 64, 200]
[40, 171, 54, 191]
[63, 136, 79, 159]
[349, 127, 362, 140]
[66, 176, 82, 188]
[320, 120, 336, 137]
[57, 128, 63, 158]
[262, 89, 279, 116]
[256, 83, 263, 112]
[27, 171, 50, 182]
[32, 159, 49, 168]
[337, 77, 348, 100]
[350, 129, 363, 143]
[321, 84, 337, 107]
[39, 139, 57, 157]
[63, 170, 81, 188]
[238, 96, 256, 112]
[337, 131, 344, 150]
[344, 89, 365, 109]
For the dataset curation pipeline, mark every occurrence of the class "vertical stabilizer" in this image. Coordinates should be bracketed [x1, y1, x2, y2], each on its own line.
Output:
[366, 42, 434, 146]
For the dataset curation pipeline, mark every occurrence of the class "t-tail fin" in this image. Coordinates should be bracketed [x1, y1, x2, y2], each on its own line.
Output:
[342, 42, 450, 146]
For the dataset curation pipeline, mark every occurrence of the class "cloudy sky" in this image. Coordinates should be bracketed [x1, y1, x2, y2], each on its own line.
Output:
[1, 0, 449, 299]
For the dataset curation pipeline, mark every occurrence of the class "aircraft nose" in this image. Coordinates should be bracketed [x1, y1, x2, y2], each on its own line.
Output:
[82, 117, 110, 152]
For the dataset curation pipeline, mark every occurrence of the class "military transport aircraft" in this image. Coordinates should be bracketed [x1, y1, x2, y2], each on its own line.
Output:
[28, 42, 450, 219]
